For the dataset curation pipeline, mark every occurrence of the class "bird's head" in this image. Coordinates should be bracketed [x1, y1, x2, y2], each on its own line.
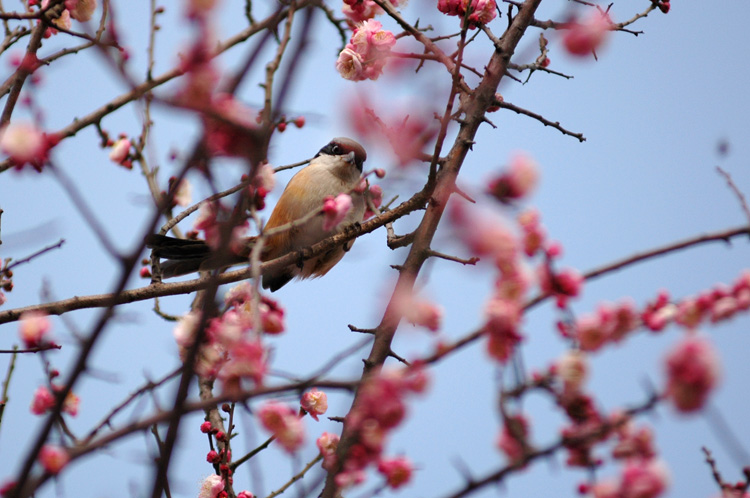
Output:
[316, 137, 367, 173]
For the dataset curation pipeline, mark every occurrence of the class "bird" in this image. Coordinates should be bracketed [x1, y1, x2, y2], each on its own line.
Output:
[145, 137, 368, 292]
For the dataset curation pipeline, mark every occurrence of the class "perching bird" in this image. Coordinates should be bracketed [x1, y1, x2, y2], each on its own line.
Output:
[146, 137, 368, 292]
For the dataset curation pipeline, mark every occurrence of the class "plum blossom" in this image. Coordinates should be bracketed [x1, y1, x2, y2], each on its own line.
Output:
[487, 152, 539, 202]
[258, 401, 305, 452]
[619, 459, 670, 498]
[301, 388, 328, 421]
[30, 386, 55, 415]
[19, 311, 52, 348]
[497, 414, 530, 462]
[377, 456, 413, 489]
[39, 445, 69, 474]
[322, 193, 353, 231]
[316, 432, 340, 471]
[336, 20, 396, 81]
[563, 11, 613, 57]
[664, 336, 720, 412]
[438, 0, 497, 29]
[198, 475, 225, 498]
[109, 137, 131, 165]
[65, 0, 96, 21]
[0, 122, 53, 171]
[556, 350, 589, 395]
[342, 0, 383, 22]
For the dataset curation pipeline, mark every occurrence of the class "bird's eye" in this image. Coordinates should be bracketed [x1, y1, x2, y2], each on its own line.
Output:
[331, 145, 341, 154]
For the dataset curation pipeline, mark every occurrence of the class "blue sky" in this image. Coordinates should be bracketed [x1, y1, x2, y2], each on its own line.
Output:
[1, 1, 749, 498]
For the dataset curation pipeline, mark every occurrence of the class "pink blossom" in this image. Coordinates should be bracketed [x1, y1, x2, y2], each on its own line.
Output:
[377, 456, 413, 489]
[0, 291, 6, 306]
[237, 492, 254, 498]
[173, 178, 192, 207]
[109, 137, 131, 164]
[186, 0, 219, 18]
[301, 388, 328, 421]
[203, 94, 258, 158]
[322, 193, 353, 231]
[0, 123, 50, 170]
[518, 209, 546, 256]
[65, 0, 96, 21]
[198, 475, 224, 498]
[173, 311, 202, 348]
[336, 46, 366, 81]
[337, 21, 396, 81]
[497, 414, 529, 462]
[61, 388, 80, 416]
[612, 420, 656, 461]
[316, 432, 340, 471]
[258, 401, 305, 452]
[438, 0, 497, 28]
[19, 311, 52, 348]
[466, 0, 497, 28]
[403, 298, 443, 332]
[220, 339, 266, 387]
[556, 350, 588, 395]
[259, 296, 285, 334]
[620, 459, 670, 498]
[487, 152, 539, 202]
[335, 470, 366, 489]
[39, 445, 69, 474]
[563, 11, 612, 57]
[664, 336, 720, 412]
[30, 386, 55, 415]
[342, 0, 383, 22]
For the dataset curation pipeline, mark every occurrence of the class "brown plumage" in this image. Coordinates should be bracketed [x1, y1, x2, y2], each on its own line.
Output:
[146, 137, 367, 291]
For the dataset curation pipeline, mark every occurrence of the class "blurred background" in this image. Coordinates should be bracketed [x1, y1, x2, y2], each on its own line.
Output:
[0, 1, 749, 497]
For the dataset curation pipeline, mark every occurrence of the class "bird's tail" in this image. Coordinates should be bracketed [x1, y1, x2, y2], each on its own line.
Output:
[145, 234, 223, 278]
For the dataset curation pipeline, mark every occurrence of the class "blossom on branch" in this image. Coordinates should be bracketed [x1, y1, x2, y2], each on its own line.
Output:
[438, 0, 497, 29]
[563, 11, 613, 57]
[322, 193, 353, 231]
[65, 0, 96, 22]
[18, 311, 52, 348]
[301, 388, 328, 421]
[0, 122, 55, 171]
[664, 335, 720, 413]
[258, 401, 305, 452]
[377, 456, 414, 489]
[336, 20, 396, 81]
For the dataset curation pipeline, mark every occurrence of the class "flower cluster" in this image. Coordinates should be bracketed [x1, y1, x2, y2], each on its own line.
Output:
[336, 20, 396, 81]
[586, 459, 670, 498]
[565, 300, 640, 352]
[257, 401, 305, 452]
[30, 385, 79, 416]
[664, 335, 720, 413]
[645, 271, 750, 331]
[333, 366, 427, 489]
[437, 0, 497, 29]
[173, 283, 284, 389]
